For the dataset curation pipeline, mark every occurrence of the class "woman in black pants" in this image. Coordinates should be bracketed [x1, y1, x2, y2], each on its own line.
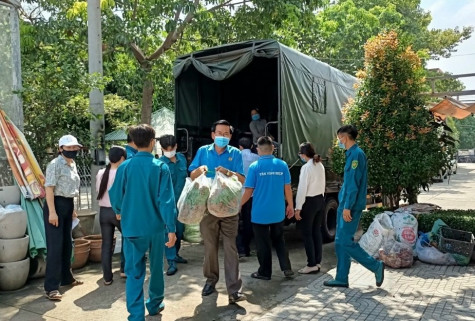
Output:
[43, 135, 84, 300]
[96, 146, 127, 285]
[295, 142, 326, 274]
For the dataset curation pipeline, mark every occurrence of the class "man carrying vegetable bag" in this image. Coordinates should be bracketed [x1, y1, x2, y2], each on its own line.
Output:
[189, 120, 246, 304]
[323, 125, 384, 288]
[241, 136, 295, 281]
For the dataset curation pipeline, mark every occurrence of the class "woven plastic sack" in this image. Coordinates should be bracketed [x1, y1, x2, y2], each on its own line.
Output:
[177, 175, 211, 224]
[359, 213, 394, 258]
[391, 212, 418, 248]
[207, 172, 242, 218]
[379, 238, 413, 268]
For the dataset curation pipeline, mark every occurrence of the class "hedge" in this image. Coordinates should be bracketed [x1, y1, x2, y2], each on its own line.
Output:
[360, 208, 475, 236]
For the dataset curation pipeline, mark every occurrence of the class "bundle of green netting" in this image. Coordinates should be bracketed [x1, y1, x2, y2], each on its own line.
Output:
[177, 175, 211, 224]
[207, 172, 242, 217]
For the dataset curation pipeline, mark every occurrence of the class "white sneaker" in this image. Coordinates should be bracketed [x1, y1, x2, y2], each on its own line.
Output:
[298, 265, 321, 274]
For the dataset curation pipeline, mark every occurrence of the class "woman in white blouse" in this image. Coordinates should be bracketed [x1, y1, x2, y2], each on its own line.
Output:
[295, 142, 326, 274]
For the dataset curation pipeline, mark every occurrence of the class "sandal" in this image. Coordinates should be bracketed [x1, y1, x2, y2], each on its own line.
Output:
[104, 279, 113, 286]
[45, 290, 62, 301]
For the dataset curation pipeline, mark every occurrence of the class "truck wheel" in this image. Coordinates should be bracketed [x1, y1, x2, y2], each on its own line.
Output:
[322, 198, 338, 242]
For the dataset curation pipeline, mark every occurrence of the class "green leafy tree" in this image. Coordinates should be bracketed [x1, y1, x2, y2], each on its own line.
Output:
[341, 31, 446, 208]
[456, 116, 475, 150]
[298, 0, 473, 74]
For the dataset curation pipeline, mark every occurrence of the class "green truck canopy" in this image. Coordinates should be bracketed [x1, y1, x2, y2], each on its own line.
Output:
[173, 40, 356, 163]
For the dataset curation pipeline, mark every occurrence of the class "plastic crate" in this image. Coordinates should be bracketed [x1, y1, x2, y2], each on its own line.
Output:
[439, 227, 475, 265]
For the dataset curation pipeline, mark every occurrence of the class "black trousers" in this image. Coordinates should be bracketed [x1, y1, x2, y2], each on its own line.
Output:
[297, 195, 325, 267]
[99, 206, 124, 282]
[252, 220, 291, 277]
[236, 199, 253, 255]
[43, 196, 75, 292]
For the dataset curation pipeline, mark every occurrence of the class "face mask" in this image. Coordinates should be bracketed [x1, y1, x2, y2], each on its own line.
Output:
[62, 150, 78, 159]
[163, 150, 176, 158]
[300, 156, 306, 164]
[338, 140, 345, 149]
[214, 136, 230, 148]
[252, 114, 260, 121]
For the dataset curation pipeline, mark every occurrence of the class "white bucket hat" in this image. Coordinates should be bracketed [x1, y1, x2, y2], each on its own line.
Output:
[59, 135, 83, 148]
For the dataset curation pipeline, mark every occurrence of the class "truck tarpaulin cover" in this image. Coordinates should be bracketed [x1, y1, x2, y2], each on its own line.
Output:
[173, 40, 356, 163]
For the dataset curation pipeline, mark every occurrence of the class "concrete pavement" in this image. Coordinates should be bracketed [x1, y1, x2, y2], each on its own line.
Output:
[1, 164, 474, 321]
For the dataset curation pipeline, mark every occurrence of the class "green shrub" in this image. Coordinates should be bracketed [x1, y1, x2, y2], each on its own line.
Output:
[360, 209, 475, 236]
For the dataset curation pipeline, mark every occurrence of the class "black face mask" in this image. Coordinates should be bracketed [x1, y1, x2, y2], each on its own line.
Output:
[62, 150, 78, 159]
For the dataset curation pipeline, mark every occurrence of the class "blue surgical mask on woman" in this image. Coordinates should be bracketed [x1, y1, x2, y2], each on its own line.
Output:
[252, 114, 260, 121]
[300, 156, 307, 164]
[214, 136, 230, 148]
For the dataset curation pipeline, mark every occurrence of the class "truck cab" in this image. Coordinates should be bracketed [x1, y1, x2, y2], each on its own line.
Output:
[173, 40, 356, 241]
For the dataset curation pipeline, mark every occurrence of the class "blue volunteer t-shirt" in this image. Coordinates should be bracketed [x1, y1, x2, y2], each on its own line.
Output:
[244, 155, 291, 224]
[188, 144, 244, 178]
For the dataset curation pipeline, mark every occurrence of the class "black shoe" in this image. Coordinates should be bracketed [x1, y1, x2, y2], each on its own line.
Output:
[202, 284, 216, 296]
[175, 255, 188, 264]
[284, 270, 295, 278]
[251, 272, 271, 280]
[228, 292, 246, 304]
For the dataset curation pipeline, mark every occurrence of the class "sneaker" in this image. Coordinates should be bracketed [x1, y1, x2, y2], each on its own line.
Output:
[323, 279, 349, 288]
[228, 292, 246, 304]
[283, 270, 295, 278]
[175, 255, 188, 264]
[298, 265, 321, 274]
[166, 260, 178, 276]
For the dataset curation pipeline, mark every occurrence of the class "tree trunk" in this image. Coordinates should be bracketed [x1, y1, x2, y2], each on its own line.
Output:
[141, 76, 153, 124]
[406, 187, 418, 204]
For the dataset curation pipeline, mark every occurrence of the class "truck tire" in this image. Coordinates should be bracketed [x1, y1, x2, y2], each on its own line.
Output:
[322, 198, 338, 242]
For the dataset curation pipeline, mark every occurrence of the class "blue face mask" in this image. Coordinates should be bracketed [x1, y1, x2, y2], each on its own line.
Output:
[214, 136, 230, 148]
[252, 114, 260, 121]
[338, 140, 345, 149]
[300, 156, 306, 164]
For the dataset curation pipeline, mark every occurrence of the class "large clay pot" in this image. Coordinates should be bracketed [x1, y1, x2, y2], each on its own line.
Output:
[0, 234, 29, 263]
[0, 210, 27, 239]
[72, 239, 91, 269]
[82, 234, 115, 263]
[0, 257, 30, 291]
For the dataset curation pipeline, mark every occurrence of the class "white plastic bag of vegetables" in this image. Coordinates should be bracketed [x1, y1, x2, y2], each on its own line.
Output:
[177, 175, 211, 224]
[207, 172, 243, 217]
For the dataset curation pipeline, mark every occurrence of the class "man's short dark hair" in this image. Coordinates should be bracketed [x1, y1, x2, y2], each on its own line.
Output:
[126, 125, 136, 143]
[238, 137, 252, 150]
[130, 124, 155, 148]
[211, 120, 233, 134]
[337, 125, 358, 140]
[257, 136, 273, 153]
[158, 134, 177, 150]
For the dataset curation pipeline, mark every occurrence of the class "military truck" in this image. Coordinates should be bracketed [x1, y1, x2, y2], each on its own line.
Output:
[173, 40, 356, 241]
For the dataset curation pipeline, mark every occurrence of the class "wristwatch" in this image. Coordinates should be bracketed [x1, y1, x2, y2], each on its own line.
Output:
[226, 170, 232, 177]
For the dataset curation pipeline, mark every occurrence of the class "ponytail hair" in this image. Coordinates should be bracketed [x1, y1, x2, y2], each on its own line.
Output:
[299, 142, 321, 164]
[97, 146, 127, 200]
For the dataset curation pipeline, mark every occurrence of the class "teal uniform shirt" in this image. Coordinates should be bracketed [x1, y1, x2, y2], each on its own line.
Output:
[338, 144, 368, 212]
[159, 153, 188, 202]
[125, 145, 138, 159]
[109, 151, 177, 237]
